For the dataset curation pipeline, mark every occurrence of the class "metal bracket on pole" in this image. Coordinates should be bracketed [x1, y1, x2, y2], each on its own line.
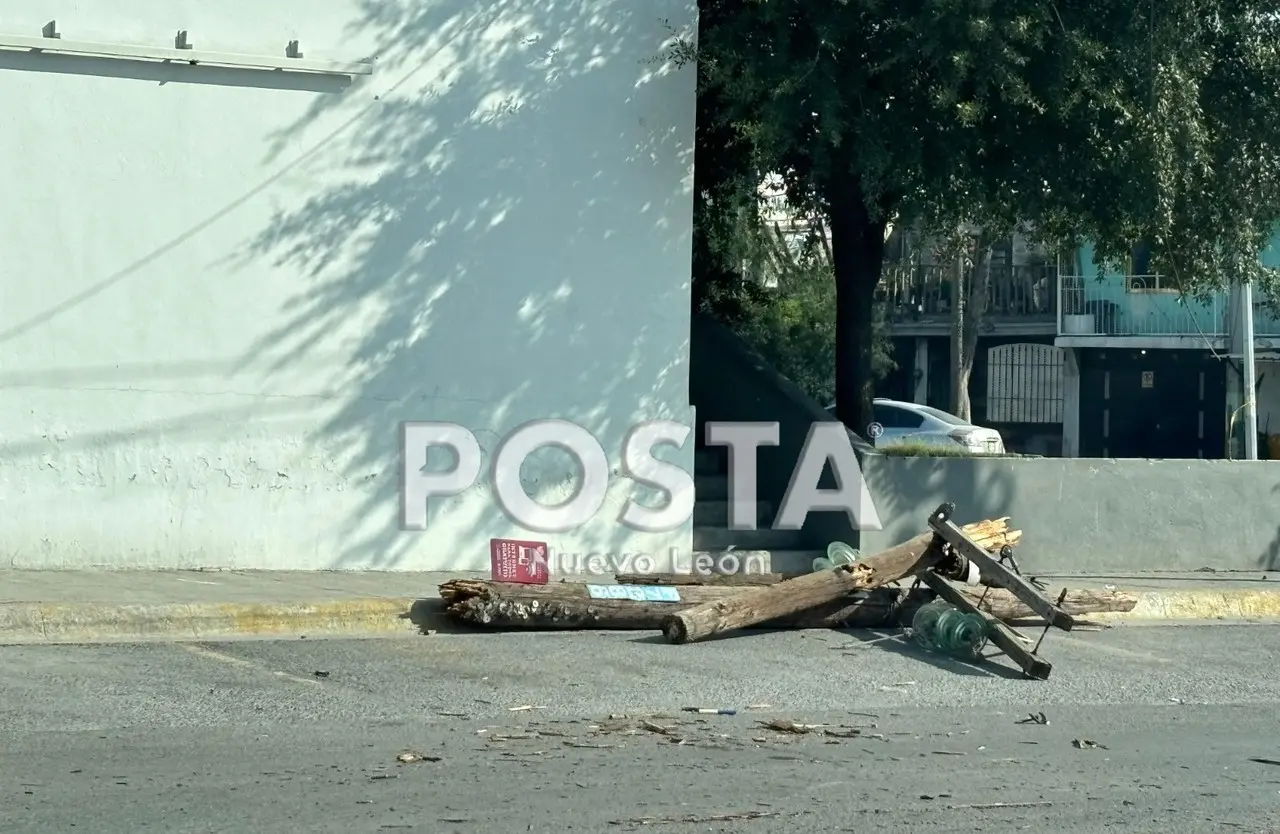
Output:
[921, 502, 1075, 680]
[927, 502, 1074, 631]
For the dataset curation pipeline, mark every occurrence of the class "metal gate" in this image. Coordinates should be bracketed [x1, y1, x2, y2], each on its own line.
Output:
[1078, 349, 1225, 458]
[986, 343, 1065, 423]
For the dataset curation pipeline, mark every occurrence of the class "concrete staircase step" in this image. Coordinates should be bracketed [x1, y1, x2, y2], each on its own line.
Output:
[692, 499, 771, 527]
[694, 476, 728, 501]
[694, 447, 726, 476]
[692, 526, 809, 551]
[759, 550, 826, 575]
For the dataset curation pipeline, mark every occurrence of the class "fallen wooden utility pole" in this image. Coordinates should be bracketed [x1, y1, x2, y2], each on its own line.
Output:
[616, 572, 796, 586]
[440, 578, 908, 629]
[660, 511, 1014, 644]
[618, 518, 1018, 590]
[618, 573, 1136, 622]
[441, 578, 735, 613]
[437, 577, 1137, 631]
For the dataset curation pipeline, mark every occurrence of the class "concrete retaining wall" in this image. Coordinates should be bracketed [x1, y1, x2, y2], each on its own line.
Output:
[860, 456, 1280, 574]
[0, 0, 696, 571]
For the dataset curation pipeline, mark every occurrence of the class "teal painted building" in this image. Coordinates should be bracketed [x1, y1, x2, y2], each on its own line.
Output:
[1056, 235, 1280, 459]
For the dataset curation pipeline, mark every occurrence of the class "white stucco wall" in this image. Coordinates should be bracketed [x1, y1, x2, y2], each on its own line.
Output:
[0, 0, 696, 570]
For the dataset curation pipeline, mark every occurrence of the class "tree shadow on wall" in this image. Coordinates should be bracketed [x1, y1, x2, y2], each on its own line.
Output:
[230, 0, 695, 569]
[1260, 483, 1280, 571]
[862, 453, 1019, 552]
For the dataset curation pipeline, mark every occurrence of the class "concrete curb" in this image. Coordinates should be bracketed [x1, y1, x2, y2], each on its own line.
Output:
[2, 588, 1280, 644]
[1087, 589, 1280, 622]
[0, 598, 436, 645]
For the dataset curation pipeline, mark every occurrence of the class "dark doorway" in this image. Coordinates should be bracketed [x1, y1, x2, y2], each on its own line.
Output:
[876, 337, 916, 402]
[1079, 349, 1226, 458]
[926, 336, 950, 410]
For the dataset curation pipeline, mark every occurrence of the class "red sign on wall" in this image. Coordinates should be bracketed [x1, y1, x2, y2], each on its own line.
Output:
[489, 538, 550, 584]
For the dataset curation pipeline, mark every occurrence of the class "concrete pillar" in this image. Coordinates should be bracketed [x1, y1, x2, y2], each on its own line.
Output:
[1062, 347, 1081, 457]
[913, 337, 929, 404]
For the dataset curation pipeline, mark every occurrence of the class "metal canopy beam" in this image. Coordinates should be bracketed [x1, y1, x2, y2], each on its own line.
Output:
[0, 32, 372, 76]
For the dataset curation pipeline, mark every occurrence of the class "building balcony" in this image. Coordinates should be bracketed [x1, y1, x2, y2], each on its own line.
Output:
[878, 263, 1058, 336]
[1057, 274, 1280, 341]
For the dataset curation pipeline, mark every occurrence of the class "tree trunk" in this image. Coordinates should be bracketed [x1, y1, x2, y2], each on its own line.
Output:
[829, 179, 888, 439]
[952, 233, 994, 421]
[437, 578, 1138, 631]
[950, 256, 967, 417]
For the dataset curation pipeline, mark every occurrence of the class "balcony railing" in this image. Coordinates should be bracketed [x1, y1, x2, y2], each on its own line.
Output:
[1058, 275, 1280, 338]
[878, 263, 1058, 323]
[1058, 275, 1224, 336]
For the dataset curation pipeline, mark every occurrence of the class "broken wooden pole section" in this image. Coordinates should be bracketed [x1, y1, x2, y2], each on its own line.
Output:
[617, 517, 1021, 589]
[659, 531, 944, 644]
[439, 578, 737, 631]
[660, 512, 1017, 645]
[616, 572, 795, 586]
[619, 574, 1136, 622]
[438, 577, 899, 630]
[442, 583, 909, 630]
[437, 577, 1137, 631]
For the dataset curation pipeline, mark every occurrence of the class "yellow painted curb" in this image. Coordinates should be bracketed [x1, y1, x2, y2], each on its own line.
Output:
[2, 588, 1278, 644]
[0, 598, 439, 644]
[1091, 589, 1280, 621]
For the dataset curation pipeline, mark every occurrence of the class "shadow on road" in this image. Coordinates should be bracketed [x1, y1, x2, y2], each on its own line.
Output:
[1260, 483, 1280, 571]
[838, 629, 1028, 680]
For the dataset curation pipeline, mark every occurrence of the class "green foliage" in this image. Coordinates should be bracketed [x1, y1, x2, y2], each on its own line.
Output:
[732, 254, 895, 405]
[878, 441, 1023, 458]
[700, 196, 896, 404]
[680, 0, 1280, 427]
[688, 0, 1280, 289]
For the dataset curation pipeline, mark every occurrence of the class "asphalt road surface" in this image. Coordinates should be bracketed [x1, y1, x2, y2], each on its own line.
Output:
[4, 623, 1280, 833]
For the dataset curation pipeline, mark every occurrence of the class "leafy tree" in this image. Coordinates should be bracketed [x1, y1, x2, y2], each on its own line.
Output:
[689, 0, 759, 322]
[734, 213, 895, 405]
[689, 0, 895, 406]
[679, 0, 1280, 436]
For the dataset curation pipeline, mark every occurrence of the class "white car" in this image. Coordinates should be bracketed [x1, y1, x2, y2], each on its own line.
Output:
[827, 398, 1007, 454]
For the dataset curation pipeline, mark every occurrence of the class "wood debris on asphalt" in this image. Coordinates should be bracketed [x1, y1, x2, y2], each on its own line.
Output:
[394, 751, 441, 763]
[757, 718, 823, 734]
[437, 504, 1138, 681]
[608, 809, 775, 826]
